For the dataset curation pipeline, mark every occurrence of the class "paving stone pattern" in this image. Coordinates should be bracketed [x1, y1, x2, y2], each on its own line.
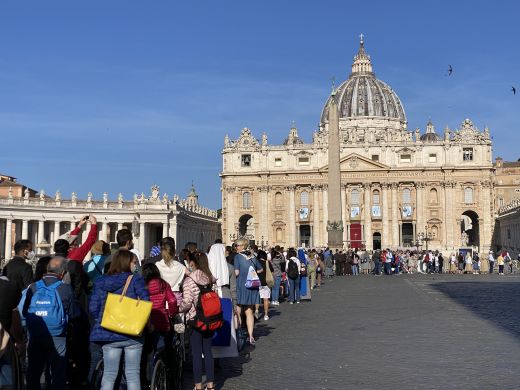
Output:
[185, 274, 520, 390]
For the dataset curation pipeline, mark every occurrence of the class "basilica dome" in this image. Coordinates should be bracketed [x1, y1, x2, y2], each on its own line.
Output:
[321, 37, 407, 124]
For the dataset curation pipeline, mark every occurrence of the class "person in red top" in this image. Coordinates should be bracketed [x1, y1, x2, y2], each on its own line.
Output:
[141, 263, 178, 387]
[57, 215, 98, 262]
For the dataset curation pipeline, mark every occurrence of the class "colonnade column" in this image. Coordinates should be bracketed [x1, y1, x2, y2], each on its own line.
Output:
[382, 184, 389, 248]
[162, 222, 169, 238]
[287, 185, 296, 247]
[312, 185, 321, 247]
[169, 215, 177, 244]
[117, 222, 123, 231]
[322, 185, 328, 246]
[53, 221, 61, 244]
[22, 220, 29, 240]
[364, 183, 373, 250]
[37, 220, 45, 253]
[101, 222, 108, 242]
[391, 183, 399, 247]
[139, 222, 146, 256]
[5, 218, 13, 260]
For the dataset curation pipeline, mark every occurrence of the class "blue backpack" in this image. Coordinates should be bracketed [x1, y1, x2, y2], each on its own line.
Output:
[26, 280, 67, 337]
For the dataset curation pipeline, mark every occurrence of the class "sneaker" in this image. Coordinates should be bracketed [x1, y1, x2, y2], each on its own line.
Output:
[296, 301, 301, 304]
[264, 315, 269, 321]
[290, 301, 294, 305]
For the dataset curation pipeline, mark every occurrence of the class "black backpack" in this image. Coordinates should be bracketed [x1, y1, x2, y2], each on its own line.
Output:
[287, 259, 299, 279]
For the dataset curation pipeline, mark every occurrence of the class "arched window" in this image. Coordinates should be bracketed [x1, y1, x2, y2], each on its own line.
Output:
[464, 187, 473, 204]
[402, 188, 411, 204]
[243, 192, 251, 209]
[429, 188, 438, 204]
[275, 192, 283, 208]
[276, 227, 283, 241]
[431, 225, 438, 239]
[351, 189, 360, 205]
[373, 189, 380, 205]
[300, 191, 309, 206]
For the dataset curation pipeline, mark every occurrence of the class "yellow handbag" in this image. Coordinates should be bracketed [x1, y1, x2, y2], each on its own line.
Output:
[101, 275, 152, 336]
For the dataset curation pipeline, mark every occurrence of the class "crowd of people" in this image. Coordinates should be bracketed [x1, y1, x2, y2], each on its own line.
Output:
[0, 216, 335, 390]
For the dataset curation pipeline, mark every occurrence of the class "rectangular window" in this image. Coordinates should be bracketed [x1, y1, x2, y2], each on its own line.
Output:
[298, 157, 310, 166]
[400, 154, 411, 163]
[499, 198, 504, 207]
[241, 154, 251, 167]
[463, 148, 473, 161]
[274, 157, 282, 167]
[429, 153, 437, 163]
[371, 154, 379, 162]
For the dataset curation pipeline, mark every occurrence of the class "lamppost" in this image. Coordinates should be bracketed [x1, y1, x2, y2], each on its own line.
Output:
[416, 225, 434, 252]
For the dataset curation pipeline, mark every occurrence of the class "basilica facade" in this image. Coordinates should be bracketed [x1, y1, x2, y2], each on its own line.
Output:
[221, 38, 495, 253]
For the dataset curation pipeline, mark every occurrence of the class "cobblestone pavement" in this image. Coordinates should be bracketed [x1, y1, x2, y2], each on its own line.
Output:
[185, 274, 520, 390]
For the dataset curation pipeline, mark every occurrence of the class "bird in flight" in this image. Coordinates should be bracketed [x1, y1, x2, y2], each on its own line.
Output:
[512, 86, 516, 95]
[447, 65, 453, 76]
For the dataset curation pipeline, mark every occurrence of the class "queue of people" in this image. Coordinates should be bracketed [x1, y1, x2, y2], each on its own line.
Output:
[0, 216, 325, 390]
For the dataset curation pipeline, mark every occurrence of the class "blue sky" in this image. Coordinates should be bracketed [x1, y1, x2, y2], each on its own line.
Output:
[0, 0, 519, 209]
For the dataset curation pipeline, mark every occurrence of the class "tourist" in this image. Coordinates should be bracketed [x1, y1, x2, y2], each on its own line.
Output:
[373, 250, 381, 275]
[179, 248, 191, 267]
[488, 251, 495, 274]
[155, 237, 186, 303]
[234, 238, 263, 344]
[0, 274, 23, 390]
[104, 228, 135, 271]
[307, 249, 317, 288]
[256, 250, 273, 320]
[449, 253, 457, 274]
[464, 252, 473, 274]
[60, 215, 99, 262]
[2, 239, 34, 291]
[89, 249, 149, 390]
[23, 256, 76, 390]
[179, 252, 217, 390]
[335, 250, 346, 276]
[324, 248, 334, 278]
[286, 248, 301, 304]
[270, 248, 284, 303]
[352, 251, 360, 275]
[438, 252, 444, 274]
[497, 252, 505, 275]
[84, 240, 110, 284]
[457, 253, 464, 274]
[472, 252, 480, 274]
[317, 250, 325, 286]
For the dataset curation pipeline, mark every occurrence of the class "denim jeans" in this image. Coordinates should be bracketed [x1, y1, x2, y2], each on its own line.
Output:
[287, 277, 301, 302]
[271, 275, 282, 302]
[374, 262, 381, 275]
[352, 264, 359, 275]
[489, 261, 494, 273]
[101, 339, 143, 390]
[190, 328, 214, 384]
[384, 262, 391, 275]
[27, 336, 67, 390]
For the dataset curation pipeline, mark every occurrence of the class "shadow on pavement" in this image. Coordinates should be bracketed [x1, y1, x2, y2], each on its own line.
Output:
[431, 281, 520, 340]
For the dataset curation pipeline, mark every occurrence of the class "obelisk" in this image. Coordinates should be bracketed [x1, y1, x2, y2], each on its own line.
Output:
[326, 89, 344, 249]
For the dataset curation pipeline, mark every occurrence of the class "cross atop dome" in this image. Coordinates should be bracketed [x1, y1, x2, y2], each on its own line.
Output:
[351, 34, 373, 76]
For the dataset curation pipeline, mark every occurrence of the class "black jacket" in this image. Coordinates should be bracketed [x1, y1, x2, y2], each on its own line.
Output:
[0, 276, 21, 330]
[2, 256, 33, 292]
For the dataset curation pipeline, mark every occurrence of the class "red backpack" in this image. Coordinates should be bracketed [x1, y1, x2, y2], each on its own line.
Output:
[190, 283, 223, 333]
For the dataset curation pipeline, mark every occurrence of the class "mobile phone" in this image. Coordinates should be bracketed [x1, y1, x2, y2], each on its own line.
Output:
[83, 216, 89, 221]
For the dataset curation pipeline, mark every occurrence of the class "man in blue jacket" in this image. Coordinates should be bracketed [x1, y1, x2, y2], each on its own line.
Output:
[22, 256, 77, 390]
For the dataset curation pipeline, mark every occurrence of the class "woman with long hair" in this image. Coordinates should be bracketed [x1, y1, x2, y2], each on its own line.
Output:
[89, 249, 149, 390]
[233, 238, 263, 345]
[179, 252, 217, 390]
[155, 237, 186, 303]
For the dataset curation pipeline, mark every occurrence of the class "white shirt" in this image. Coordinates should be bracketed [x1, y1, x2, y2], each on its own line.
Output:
[156, 259, 186, 292]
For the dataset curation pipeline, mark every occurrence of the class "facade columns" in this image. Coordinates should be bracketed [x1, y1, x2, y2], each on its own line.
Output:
[341, 186, 347, 245]
[382, 184, 389, 248]
[364, 183, 373, 250]
[287, 186, 296, 247]
[226, 188, 235, 243]
[322, 185, 328, 246]
[169, 215, 177, 244]
[22, 220, 29, 240]
[416, 183, 424, 237]
[312, 185, 321, 247]
[445, 182, 455, 249]
[117, 222, 123, 231]
[5, 218, 13, 260]
[259, 186, 269, 242]
[101, 222, 108, 242]
[391, 183, 399, 247]
[481, 181, 492, 253]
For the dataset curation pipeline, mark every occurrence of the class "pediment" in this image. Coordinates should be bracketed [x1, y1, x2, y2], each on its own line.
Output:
[321, 153, 389, 171]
